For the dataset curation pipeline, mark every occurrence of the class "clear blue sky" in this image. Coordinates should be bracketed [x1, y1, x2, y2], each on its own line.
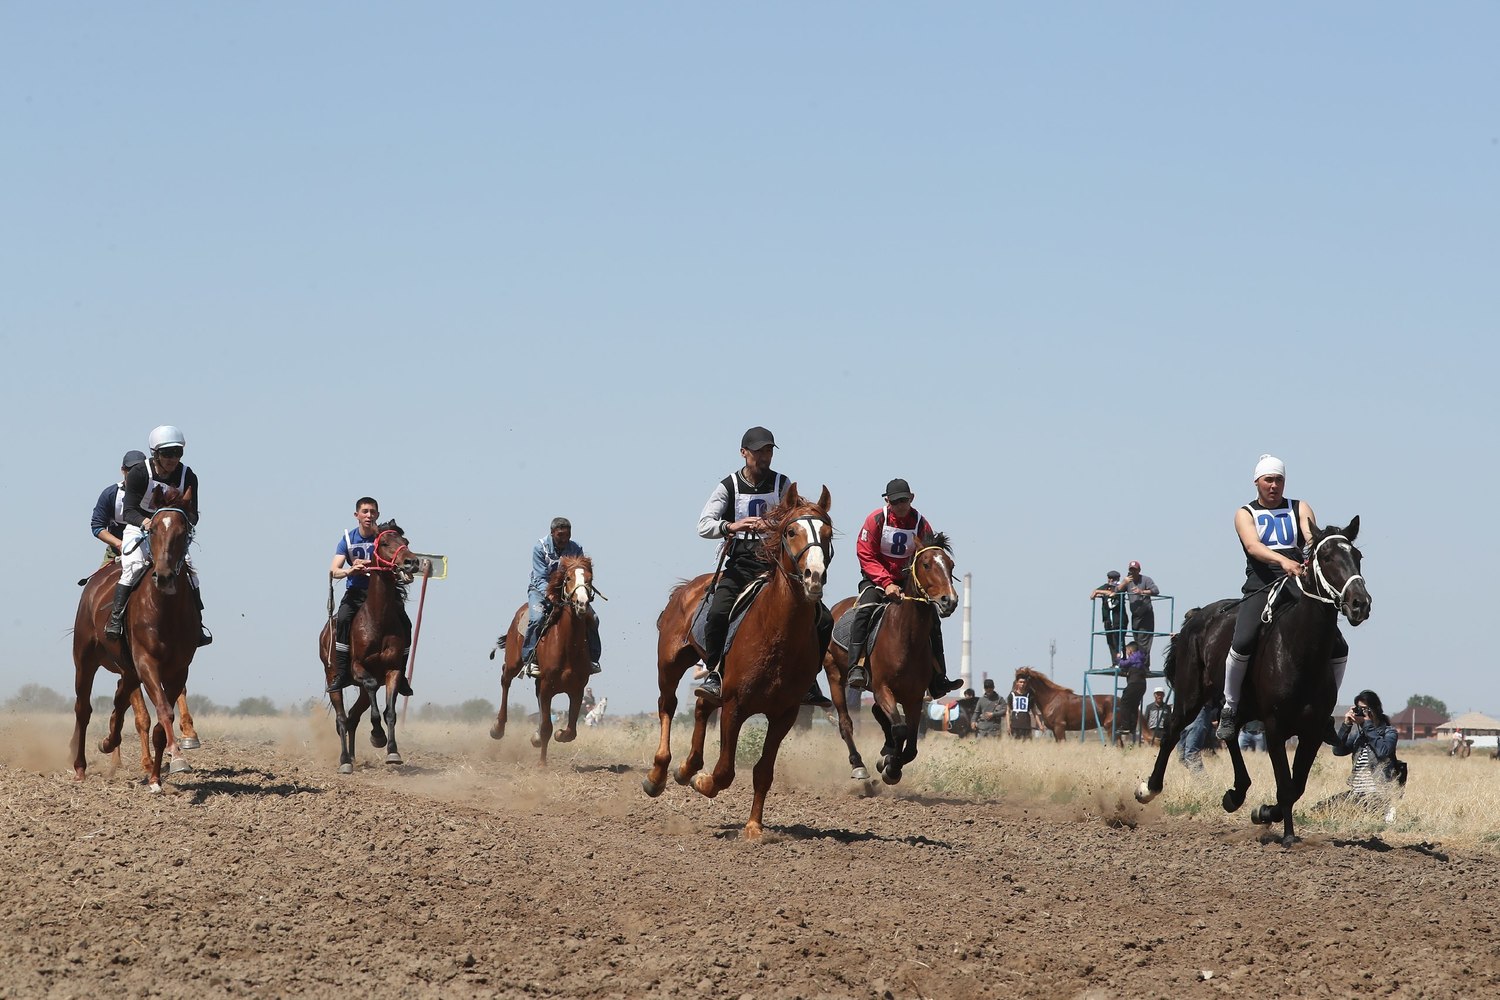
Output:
[4, 4, 1495, 719]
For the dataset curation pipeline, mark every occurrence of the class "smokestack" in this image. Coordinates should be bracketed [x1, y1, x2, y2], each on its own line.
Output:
[961, 572, 972, 688]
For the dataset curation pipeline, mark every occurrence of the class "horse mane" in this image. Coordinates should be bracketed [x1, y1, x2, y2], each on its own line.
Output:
[756, 493, 828, 564]
[922, 531, 952, 553]
[547, 554, 593, 602]
[1015, 666, 1073, 695]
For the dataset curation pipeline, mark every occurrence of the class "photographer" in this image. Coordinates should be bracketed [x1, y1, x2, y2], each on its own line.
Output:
[1316, 689, 1402, 820]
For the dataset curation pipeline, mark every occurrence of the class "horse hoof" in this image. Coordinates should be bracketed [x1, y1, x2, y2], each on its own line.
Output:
[1135, 782, 1158, 804]
[339, 763, 353, 775]
[875, 756, 887, 774]
[672, 768, 693, 786]
[530, 733, 544, 748]
[743, 821, 764, 841]
[691, 774, 718, 798]
[556, 730, 577, 744]
[488, 726, 504, 740]
[1222, 789, 1246, 814]
[370, 732, 388, 749]
[169, 756, 193, 774]
[851, 767, 869, 781]
[177, 737, 201, 750]
[881, 767, 901, 786]
[385, 752, 403, 765]
[641, 778, 664, 798]
[149, 782, 162, 794]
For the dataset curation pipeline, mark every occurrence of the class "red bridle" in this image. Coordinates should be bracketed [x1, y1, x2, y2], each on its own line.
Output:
[368, 529, 410, 572]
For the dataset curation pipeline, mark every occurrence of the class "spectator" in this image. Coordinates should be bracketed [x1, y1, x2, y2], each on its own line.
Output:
[1113, 641, 1147, 747]
[1119, 561, 1160, 667]
[972, 678, 1004, 737]
[1238, 720, 1267, 752]
[1179, 702, 1217, 772]
[582, 686, 597, 717]
[1450, 729, 1466, 757]
[1142, 687, 1169, 746]
[1315, 689, 1402, 821]
[1090, 570, 1128, 661]
[1006, 676, 1039, 739]
[950, 688, 979, 737]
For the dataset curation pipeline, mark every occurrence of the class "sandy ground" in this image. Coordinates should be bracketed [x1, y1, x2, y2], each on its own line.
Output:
[1, 711, 1496, 999]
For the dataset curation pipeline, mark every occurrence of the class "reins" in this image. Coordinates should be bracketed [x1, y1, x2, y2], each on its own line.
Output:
[1259, 531, 1363, 623]
[898, 544, 954, 606]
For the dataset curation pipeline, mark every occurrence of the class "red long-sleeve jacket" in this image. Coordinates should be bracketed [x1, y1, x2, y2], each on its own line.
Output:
[856, 505, 935, 590]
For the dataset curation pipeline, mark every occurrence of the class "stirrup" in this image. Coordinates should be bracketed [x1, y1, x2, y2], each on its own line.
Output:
[197, 625, 214, 647]
[695, 670, 723, 704]
[589, 661, 602, 675]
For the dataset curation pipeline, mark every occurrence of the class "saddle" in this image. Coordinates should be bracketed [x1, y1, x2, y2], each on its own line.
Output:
[689, 574, 771, 658]
[831, 604, 889, 662]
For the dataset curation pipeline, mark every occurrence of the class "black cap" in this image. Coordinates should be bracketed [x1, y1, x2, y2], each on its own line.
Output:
[983, 678, 995, 689]
[740, 426, 776, 450]
[1106, 569, 1121, 580]
[883, 478, 913, 502]
[122, 450, 147, 469]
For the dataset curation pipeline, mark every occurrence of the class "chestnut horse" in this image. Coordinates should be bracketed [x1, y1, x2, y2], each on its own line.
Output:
[824, 534, 959, 784]
[1136, 520, 1371, 847]
[489, 554, 597, 765]
[71, 507, 201, 791]
[1013, 667, 1116, 742]
[642, 484, 833, 839]
[77, 563, 201, 771]
[319, 520, 414, 774]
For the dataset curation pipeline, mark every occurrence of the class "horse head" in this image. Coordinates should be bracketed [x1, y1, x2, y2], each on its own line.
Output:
[762, 482, 833, 601]
[906, 532, 958, 617]
[549, 554, 596, 617]
[148, 507, 194, 594]
[1306, 517, 1371, 626]
[372, 520, 415, 585]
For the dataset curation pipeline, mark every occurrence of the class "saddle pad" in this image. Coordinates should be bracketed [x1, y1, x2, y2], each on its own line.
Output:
[831, 604, 886, 654]
[690, 575, 769, 657]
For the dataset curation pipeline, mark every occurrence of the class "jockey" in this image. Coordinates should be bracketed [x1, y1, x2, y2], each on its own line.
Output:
[91, 449, 146, 567]
[107, 425, 211, 646]
[326, 496, 377, 691]
[519, 516, 602, 678]
[844, 479, 964, 698]
[695, 426, 833, 707]
[1216, 454, 1349, 739]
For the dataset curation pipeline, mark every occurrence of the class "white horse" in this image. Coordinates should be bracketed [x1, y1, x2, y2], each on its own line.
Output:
[585, 697, 607, 727]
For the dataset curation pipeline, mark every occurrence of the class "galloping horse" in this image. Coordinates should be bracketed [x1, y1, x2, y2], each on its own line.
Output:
[824, 534, 959, 784]
[1136, 520, 1371, 847]
[319, 520, 414, 774]
[643, 484, 833, 839]
[71, 506, 201, 791]
[1014, 667, 1116, 742]
[489, 554, 598, 765]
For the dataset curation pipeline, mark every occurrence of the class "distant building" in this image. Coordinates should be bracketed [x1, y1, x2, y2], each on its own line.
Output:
[1387, 705, 1447, 741]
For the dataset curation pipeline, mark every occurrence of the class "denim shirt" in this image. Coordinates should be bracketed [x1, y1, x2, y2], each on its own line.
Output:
[530, 536, 585, 598]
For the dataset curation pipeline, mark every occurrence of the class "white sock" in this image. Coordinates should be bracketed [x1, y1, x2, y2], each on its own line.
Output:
[1223, 649, 1250, 713]
[1329, 656, 1348, 694]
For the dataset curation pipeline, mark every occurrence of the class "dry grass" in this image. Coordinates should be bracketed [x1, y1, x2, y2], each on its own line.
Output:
[6, 708, 1496, 852]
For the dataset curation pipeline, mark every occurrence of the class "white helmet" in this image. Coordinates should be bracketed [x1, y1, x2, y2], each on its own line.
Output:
[148, 425, 186, 452]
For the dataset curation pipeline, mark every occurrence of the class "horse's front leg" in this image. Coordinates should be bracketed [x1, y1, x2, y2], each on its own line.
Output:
[674, 677, 714, 787]
[871, 685, 905, 784]
[129, 685, 152, 773]
[160, 674, 192, 776]
[1137, 700, 1195, 803]
[555, 690, 581, 744]
[364, 665, 388, 749]
[532, 689, 555, 765]
[99, 675, 134, 756]
[176, 691, 200, 750]
[744, 706, 800, 839]
[381, 676, 403, 765]
[71, 660, 100, 780]
[1221, 735, 1253, 815]
[645, 646, 695, 796]
[691, 695, 743, 799]
[330, 687, 355, 773]
[899, 693, 922, 765]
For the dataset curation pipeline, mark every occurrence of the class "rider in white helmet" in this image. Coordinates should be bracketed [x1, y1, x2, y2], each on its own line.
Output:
[106, 425, 212, 645]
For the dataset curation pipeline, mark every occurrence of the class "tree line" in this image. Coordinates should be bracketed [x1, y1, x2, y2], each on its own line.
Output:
[1, 683, 503, 723]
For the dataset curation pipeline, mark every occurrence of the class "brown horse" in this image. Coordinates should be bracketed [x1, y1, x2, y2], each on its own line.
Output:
[489, 554, 598, 765]
[71, 506, 201, 791]
[1014, 667, 1116, 742]
[824, 534, 959, 784]
[319, 520, 414, 774]
[643, 484, 833, 839]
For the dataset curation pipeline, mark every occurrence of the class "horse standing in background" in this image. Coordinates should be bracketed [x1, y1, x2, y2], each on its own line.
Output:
[1137, 520, 1371, 847]
[489, 554, 598, 765]
[1014, 667, 1116, 742]
[643, 484, 834, 839]
[72, 506, 201, 791]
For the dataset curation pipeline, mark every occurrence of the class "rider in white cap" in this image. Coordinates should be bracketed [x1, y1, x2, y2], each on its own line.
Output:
[1216, 455, 1348, 739]
[106, 425, 211, 646]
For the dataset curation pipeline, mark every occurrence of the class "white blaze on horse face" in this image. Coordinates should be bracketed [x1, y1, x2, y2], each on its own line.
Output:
[570, 567, 591, 610]
[797, 518, 827, 598]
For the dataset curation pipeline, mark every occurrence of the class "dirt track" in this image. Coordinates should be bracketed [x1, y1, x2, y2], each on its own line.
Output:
[2, 715, 1495, 999]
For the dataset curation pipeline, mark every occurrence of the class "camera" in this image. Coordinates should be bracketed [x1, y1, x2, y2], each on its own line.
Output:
[1353, 706, 1367, 718]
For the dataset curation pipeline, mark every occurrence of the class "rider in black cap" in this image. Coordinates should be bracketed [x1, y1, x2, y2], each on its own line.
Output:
[694, 426, 834, 706]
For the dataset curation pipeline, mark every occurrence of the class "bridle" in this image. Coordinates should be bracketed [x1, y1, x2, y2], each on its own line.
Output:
[368, 529, 411, 574]
[901, 544, 957, 609]
[777, 512, 833, 580]
[1298, 531, 1365, 612]
[141, 507, 194, 577]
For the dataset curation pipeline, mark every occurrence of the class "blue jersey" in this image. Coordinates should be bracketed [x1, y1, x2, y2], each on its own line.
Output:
[335, 527, 379, 590]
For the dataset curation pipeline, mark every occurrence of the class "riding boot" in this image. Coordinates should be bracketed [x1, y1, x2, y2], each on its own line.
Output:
[803, 680, 833, 708]
[927, 624, 962, 699]
[695, 665, 723, 704]
[846, 602, 875, 689]
[104, 583, 132, 639]
[521, 618, 545, 677]
[193, 586, 213, 646]
[325, 648, 353, 693]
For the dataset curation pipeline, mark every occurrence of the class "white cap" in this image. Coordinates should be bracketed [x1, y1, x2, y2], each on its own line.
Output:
[1253, 454, 1285, 481]
[1153, 687, 1165, 694]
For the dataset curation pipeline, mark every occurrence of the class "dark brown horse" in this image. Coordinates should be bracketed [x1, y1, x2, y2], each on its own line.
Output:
[319, 521, 414, 774]
[643, 484, 833, 839]
[71, 506, 201, 791]
[1136, 520, 1371, 847]
[824, 534, 959, 784]
[1014, 667, 1116, 742]
[489, 554, 597, 765]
